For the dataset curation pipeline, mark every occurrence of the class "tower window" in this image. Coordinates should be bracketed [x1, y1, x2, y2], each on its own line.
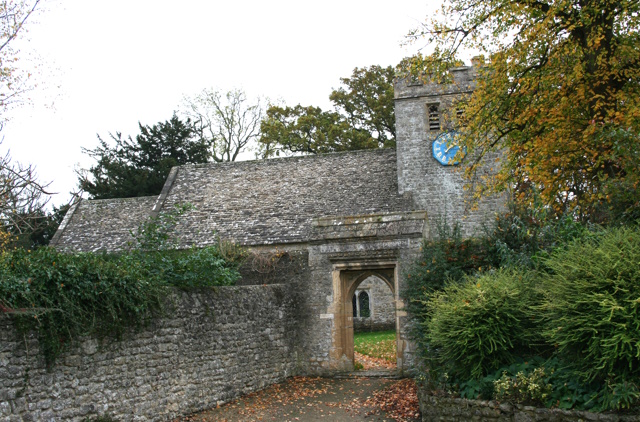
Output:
[428, 105, 440, 131]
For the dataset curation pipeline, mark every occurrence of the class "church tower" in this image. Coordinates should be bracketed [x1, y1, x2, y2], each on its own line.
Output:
[394, 62, 504, 237]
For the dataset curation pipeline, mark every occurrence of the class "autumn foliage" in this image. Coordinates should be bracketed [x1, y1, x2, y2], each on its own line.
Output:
[405, 0, 640, 221]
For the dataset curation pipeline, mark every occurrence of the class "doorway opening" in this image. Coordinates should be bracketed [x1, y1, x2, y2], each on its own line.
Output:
[328, 261, 403, 372]
[352, 275, 397, 371]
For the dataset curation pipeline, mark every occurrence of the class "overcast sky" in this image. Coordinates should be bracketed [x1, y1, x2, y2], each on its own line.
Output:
[3, 0, 438, 207]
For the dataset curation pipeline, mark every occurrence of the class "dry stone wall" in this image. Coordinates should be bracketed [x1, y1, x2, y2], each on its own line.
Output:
[418, 389, 640, 422]
[0, 285, 300, 422]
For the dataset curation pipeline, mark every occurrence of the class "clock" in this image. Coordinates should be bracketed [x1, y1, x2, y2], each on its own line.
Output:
[432, 131, 466, 165]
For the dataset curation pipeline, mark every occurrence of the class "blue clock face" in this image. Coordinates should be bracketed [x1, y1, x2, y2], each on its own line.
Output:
[432, 131, 466, 165]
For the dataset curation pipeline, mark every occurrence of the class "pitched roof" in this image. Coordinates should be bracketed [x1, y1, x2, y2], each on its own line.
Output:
[158, 148, 412, 247]
[52, 149, 413, 251]
[51, 196, 157, 252]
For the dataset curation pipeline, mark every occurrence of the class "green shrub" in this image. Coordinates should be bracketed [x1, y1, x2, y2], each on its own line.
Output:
[425, 268, 542, 380]
[540, 226, 640, 386]
[486, 202, 593, 270]
[0, 247, 167, 365]
[594, 380, 640, 411]
[535, 357, 640, 411]
[404, 221, 493, 361]
[0, 245, 241, 366]
[407, 222, 492, 295]
[494, 367, 552, 406]
[131, 246, 241, 289]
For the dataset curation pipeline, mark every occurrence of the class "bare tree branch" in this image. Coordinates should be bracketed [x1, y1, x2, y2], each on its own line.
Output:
[181, 88, 265, 162]
[0, 140, 53, 234]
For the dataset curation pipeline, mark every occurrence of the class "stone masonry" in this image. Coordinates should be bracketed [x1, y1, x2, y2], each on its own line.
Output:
[394, 66, 505, 237]
[418, 388, 640, 422]
[0, 286, 299, 421]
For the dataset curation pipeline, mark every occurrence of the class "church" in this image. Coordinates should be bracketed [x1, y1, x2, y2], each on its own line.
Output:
[50, 62, 503, 373]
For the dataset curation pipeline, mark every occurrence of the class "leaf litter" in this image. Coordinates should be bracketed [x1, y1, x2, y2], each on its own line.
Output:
[173, 376, 420, 421]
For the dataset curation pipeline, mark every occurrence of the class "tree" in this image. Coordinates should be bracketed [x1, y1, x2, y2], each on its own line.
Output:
[0, 1, 59, 251]
[329, 65, 396, 147]
[181, 88, 264, 162]
[0, 143, 53, 250]
[259, 105, 378, 157]
[79, 114, 212, 199]
[0, 0, 42, 114]
[259, 64, 396, 158]
[7, 203, 69, 249]
[405, 0, 640, 221]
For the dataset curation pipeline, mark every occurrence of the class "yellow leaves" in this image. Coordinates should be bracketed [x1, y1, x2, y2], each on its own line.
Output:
[404, 0, 640, 218]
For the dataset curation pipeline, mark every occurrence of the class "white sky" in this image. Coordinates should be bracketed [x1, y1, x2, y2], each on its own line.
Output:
[3, 0, 438, 208]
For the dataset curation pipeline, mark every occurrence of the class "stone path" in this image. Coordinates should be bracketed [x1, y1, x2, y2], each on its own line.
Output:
[172, 374, 420, 422]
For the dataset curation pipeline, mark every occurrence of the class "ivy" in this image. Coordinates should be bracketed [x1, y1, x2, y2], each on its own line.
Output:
[0, 204, 244, 366]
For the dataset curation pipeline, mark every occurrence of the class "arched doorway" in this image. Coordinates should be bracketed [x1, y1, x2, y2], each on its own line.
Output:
[352, 275, 395, 331]
[327, 260, 406, 372]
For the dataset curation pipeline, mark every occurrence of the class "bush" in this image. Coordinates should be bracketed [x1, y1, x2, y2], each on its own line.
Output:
[407, 221, 493, 295]
[540, 226, 640, 386]
[425, 269, 542, 380]
[0, 243, 242, 366]
[0, 247, 167, 365]
[406, 205, 640, 410]
[404, 222, 493, 359]
[494, 367, 552, 406]
[131, 245, 241, 289]
[486, 202, 593, 270]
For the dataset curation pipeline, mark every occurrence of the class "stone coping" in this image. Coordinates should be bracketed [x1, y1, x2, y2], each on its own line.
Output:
[313, 211, 427, 227]
[418, 387, 640, 422]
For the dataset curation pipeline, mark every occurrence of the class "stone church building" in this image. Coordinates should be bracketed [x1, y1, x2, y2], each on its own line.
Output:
[50, 63, 503, 374]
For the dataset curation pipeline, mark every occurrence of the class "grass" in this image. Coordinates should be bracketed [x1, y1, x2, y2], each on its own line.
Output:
[354, 330, 396, 363]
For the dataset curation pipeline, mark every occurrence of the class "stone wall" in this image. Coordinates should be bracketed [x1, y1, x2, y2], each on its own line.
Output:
[0, 285, 300, 422]
[237, 248, 310, 286]
[418, 389, 640, 422]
